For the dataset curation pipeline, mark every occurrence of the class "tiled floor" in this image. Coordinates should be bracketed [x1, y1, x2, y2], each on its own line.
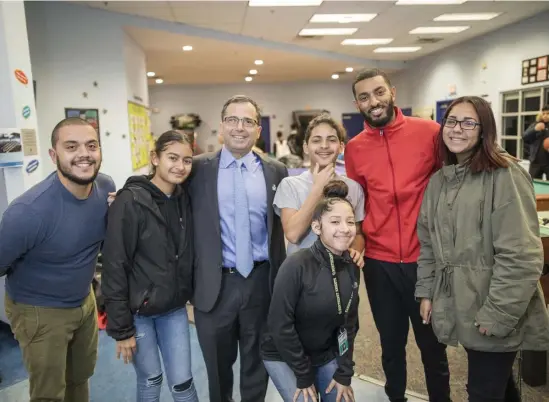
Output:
[0, 325, 427, 401]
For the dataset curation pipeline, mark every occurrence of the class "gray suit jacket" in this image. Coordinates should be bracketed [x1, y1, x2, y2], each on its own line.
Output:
[188, 150, 288, 313]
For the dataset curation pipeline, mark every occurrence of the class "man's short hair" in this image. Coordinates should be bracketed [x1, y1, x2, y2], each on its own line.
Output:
[543, 104, 549, 112]
[51, 117, 96, 147]
[221, 95, 262, 123]
[352, 68, 393, 98]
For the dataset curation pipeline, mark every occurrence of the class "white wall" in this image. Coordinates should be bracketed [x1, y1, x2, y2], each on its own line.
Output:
[124, 33, 149, 108]
[25, 1, 149, 189]
[392, 10, 549, 134]
[149, 81, 359, 151]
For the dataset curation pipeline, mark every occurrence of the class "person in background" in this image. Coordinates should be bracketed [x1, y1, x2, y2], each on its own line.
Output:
[188, 95, 288, 402]
[273, 114, 365, 264]
[0, 118, 115, 402]
[261, 180, 359, 402]
[255, 134, 267, 153]
[273, 131, 291, 159]
[416, 96, 549, 402]
[522, 104, 549, 179]
[345, 68, 451, 402]
[101, 131, 198, 401]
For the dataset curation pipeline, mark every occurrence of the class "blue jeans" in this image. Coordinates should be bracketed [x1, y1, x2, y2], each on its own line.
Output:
[264, 359, 349, 402]
[133, 307, 198, 402]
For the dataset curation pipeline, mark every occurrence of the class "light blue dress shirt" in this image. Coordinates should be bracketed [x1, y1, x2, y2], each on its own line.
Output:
[218, 146, 269, 268]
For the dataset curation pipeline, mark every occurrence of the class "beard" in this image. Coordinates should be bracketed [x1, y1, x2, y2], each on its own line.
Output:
[360, 98, 396, 128]
[56, 156, 101, 185]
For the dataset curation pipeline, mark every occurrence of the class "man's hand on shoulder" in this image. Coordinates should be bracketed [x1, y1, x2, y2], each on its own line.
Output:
[348, 248, 364, 269]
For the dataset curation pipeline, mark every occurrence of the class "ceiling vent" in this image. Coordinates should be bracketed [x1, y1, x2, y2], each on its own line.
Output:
[294, 35, 325, 41]
[416, 37, 444, 44]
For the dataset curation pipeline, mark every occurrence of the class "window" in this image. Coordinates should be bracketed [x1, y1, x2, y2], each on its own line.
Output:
[500, 85, 549, 158]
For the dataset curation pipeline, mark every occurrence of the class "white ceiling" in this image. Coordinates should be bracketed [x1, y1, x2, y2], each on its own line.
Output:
[83, 0, 549, 84]
[125, 26, 375, 84]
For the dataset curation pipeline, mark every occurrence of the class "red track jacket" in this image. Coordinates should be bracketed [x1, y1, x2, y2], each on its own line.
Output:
[345, 107, 440, 263]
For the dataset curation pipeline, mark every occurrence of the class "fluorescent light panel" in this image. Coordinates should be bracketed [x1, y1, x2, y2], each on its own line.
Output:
[342, 38, 393, 46]
[299, 28, 357, 36]
[397, 0, 466, 4]
[249, 0, 322, 6]
[374, 47, 421, 53]
[434, 13, 501, 21]
[310, 13, 377, 23]
[410, 26, 469, 34]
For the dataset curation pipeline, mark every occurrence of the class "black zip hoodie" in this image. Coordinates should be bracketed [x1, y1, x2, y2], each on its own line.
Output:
[101, 175, 194, 341]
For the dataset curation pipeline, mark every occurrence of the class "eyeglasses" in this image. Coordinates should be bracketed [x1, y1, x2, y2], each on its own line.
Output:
[443, 118, 481, 130]
[223, 116, 258, 128]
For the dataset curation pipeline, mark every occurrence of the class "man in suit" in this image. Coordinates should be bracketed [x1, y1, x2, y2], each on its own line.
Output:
[188, 95, 288, 402]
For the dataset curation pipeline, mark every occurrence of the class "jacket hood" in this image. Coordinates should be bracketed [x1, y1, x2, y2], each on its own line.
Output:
[363, 106, 405, 136]
[122, 175, 182, 201]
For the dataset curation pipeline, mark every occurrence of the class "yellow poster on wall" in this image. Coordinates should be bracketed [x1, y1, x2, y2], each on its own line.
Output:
[128, 101, 153, 171]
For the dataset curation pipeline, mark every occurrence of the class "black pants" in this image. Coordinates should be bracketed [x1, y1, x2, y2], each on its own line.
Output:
[528, 163, 549, 179]
[194, 262, 271, 402]
[466, 349, 520, 402]
[364, 258, 451, 402]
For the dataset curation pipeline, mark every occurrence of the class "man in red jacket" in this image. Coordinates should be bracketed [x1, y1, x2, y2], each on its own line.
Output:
[345, 68, 451, 402]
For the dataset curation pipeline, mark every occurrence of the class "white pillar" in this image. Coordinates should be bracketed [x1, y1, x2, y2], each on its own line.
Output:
[0, 0, 44, 207]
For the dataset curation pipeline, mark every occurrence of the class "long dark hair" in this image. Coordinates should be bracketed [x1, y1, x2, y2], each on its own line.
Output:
[437, 96, 513, 173]
[150, 130, 192, 176]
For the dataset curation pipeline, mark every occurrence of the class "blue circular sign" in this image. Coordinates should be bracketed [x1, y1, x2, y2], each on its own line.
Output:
[22, 105, 31, 119]
[26, 159, 39, 174]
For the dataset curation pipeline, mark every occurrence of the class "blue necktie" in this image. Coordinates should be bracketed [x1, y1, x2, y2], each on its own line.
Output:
[234, 160, 253, 277]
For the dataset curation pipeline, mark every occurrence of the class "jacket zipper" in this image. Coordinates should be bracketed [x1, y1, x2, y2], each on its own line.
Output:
[380, 129, 403, 263]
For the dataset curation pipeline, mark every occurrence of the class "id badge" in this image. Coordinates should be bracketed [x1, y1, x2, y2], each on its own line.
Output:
[338, 328, 349, 356]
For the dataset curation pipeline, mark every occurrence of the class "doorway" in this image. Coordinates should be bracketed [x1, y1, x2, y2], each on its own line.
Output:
[342, 113, 364, 141]
[260, 116, 271, 153]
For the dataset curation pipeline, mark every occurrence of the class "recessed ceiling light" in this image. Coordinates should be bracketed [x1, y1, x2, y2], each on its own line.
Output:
[147, 71, 156, 77]
[155, 78, 164, 84]
[255, 60, 264, 65]
[374, 47, 422, 53]
[410, 26, 469, 34]
[245, 76, 253, 82]
[299, 28, 358, 36]
[182, 45, 193, 51]
[434, 12, 501, 21]
[249, 0, 323, 6]
[341, 38, 393, 46]
[249, 69, 258, 75]
[310, 14, 377, 24]
[397, 0, 466, 4]
[345, 67, 354, 73]
[331, 74, 339, 79]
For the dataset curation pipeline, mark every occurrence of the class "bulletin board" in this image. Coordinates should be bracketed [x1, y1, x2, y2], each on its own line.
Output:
[522, 55, 549, 85]
[65, 108, 100, 136]
[128, 101, 153, 171]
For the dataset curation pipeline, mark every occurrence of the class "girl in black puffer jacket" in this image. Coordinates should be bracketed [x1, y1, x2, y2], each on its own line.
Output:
[102, 131, 198, 402]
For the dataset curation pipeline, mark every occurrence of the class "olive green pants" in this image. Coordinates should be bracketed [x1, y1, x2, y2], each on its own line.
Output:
[5, 290, 98, 402]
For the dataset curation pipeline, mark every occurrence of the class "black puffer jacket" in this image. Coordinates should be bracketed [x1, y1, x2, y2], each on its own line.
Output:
[101, 176, 193, 341]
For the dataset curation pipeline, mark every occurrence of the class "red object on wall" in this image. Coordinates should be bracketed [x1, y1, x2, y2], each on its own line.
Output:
[14, 69, 28, 85]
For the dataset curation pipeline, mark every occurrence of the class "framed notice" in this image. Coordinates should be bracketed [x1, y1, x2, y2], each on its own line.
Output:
[0, 129, 23, 168]
[522, 55, 549, 85]
[128, 101, 153, 171]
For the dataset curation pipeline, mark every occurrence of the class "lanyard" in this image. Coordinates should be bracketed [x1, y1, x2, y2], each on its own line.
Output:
[327, 251, 353, 318]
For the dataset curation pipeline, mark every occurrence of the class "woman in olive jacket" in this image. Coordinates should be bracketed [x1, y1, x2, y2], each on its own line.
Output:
[415, 96, 549, 402]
